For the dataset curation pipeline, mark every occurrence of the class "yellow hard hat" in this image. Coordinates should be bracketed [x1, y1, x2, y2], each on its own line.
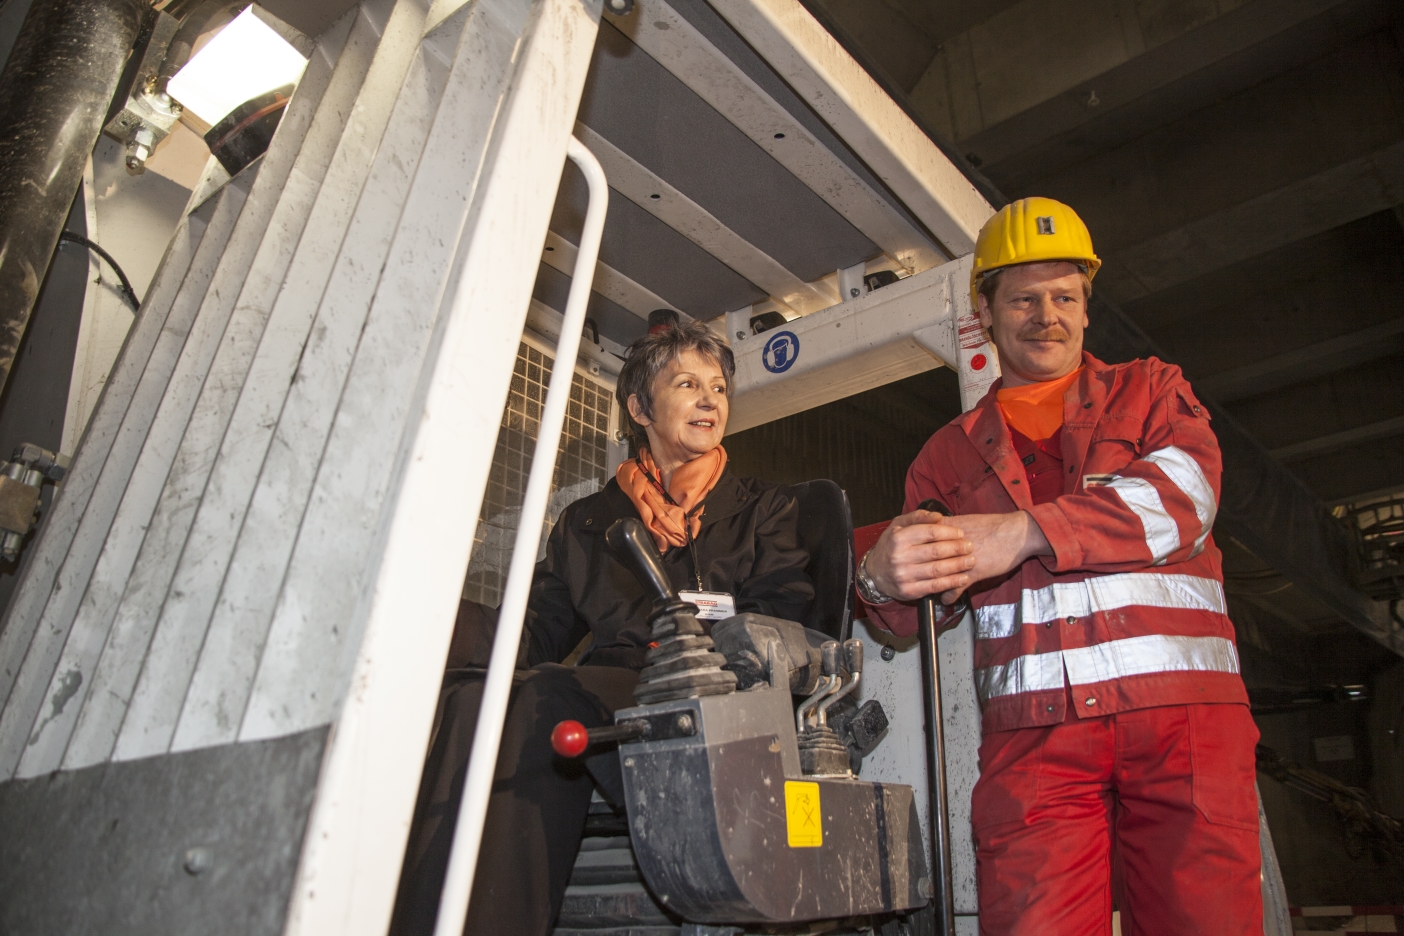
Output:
[970, 197, 1101, 307]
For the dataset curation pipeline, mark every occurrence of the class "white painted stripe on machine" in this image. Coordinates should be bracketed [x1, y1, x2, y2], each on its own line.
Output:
[975, 633, 1239, 700]
[1106, 475, 1180, 563]
[975, 572, 1227, 640]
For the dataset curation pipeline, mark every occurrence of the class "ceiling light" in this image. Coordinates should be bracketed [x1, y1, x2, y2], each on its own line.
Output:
[168, 8, 308, 128]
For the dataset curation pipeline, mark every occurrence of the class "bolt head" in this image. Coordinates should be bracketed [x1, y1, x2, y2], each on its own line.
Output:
[880, 645, 896, 662]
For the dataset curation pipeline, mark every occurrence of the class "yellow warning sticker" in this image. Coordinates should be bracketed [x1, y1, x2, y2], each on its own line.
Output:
[784, 780, 823, 848]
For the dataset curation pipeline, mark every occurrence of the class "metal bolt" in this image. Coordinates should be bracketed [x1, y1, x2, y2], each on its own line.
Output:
[676, 713, 693, 732]
[624, 757, 635, 768]
[183, 846, 213, 876]
[880, 645, 896, 662]
[736, 330, 746, 340]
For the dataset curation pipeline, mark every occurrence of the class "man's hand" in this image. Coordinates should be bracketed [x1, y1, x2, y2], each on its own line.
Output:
[864, 509, 975, 602]
[865, 509, 1052, 605]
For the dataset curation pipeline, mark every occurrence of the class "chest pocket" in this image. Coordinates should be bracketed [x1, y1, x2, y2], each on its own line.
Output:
[950, 459, 1010, 512]
[1084, 418, 1144, 477]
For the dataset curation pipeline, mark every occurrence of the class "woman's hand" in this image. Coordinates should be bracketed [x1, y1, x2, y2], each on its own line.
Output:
[865, 509, 1052, 604]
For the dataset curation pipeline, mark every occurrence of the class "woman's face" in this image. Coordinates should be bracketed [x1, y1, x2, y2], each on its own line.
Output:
[628, 349, 729, 467]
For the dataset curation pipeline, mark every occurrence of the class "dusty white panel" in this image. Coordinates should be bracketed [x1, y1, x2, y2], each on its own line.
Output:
[58, 11, 360, 772]
[573, 123, 835, 314]
[237, 0, 537, 742]
[854, 613, 982, 917]
[726, 260, 959, 433]
[15, 169, 264, 778]
[0, 180, 246, 779]
[608, 0, 942, 274]
[278, 0, 603, 931]
[109, 0, 427, 763]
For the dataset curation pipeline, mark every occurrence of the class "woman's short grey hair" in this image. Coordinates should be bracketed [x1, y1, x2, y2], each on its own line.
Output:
[616, 320, 735, 446]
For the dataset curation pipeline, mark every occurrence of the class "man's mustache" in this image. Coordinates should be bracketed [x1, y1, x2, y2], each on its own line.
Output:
[1020, 325, 1072, 342]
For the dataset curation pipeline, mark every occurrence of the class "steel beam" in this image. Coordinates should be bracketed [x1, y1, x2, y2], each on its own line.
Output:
[1196, 316, 1404, 402]
[706, 0, 992, 258]
[606, 0, 942, 274]
[573, 122, 837, 312]
[1271, 414, 1404, 462]
[541, 229, 682, 322]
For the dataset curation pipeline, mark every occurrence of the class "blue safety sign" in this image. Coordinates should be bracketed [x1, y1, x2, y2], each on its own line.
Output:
[761, 330, 800, 374]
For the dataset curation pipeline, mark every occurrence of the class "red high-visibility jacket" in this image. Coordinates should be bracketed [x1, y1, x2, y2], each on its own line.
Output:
[866, 352, 1248, 733]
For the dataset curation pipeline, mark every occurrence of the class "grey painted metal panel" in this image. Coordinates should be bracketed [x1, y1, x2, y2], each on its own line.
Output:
[58, 10, 362, 773]
[0, 727, 326, 936]
[550, 169, 767, 318]
[578, 19, 877, 283]
[0, 180, 248, 779]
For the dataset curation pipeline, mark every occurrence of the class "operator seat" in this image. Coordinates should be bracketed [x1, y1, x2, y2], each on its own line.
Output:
[783, 479, 855, 642]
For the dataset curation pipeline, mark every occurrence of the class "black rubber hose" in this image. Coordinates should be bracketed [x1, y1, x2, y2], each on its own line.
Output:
[0, 0, 146, 396]
[59, 231, 141, 311]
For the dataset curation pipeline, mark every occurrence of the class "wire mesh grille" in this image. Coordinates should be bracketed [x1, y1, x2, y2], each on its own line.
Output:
[463, 342, 613, 607]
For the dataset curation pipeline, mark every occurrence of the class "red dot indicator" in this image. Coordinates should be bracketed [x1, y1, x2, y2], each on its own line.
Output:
[970, 353, 987, 371]
[551, 720, 590, 758]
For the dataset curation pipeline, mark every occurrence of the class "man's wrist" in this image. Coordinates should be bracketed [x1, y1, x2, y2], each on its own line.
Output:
[856, 550, 894, 605]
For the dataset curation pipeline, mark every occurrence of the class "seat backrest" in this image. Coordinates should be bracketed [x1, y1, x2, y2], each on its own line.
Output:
[782, 479, 854, 642]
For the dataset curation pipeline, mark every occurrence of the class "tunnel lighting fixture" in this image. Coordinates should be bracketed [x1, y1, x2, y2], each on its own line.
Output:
[168, 8, 308, 128]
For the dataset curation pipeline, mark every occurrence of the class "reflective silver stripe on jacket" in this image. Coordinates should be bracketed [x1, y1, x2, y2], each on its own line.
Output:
[1144, 446, 1216, 556]
[975, 572, 1228, 640]
[1107, 446, 1217, 563]
[975, 634, 1240, 701]
[1106, 476, 1178, 562]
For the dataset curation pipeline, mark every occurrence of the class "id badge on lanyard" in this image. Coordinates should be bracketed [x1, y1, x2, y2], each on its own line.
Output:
[679, 590, 736, 621]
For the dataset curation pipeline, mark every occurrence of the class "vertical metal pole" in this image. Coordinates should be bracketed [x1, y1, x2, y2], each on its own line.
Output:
[0, 0, 145, 394]
[916, 500, 957, 936]
[433, 136, 608, 936]
[919, 598, 957, 936]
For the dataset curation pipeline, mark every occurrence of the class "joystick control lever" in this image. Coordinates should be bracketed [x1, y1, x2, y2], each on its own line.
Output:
[606, 517, 679, 609]
[605, 518, 737, 704]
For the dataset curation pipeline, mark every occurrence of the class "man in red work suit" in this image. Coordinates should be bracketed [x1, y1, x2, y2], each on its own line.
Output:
[857, 197, 1262, 935]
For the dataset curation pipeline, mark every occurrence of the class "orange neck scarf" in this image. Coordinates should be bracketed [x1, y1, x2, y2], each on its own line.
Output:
[996, 367, 1083, 442]
[616, 446, 727, 553]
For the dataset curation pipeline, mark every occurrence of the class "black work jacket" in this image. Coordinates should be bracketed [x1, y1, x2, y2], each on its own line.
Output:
[524, 469, 814, 670]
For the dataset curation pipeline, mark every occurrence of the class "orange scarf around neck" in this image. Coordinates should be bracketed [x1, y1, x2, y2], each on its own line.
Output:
[616, 446, 727, 553]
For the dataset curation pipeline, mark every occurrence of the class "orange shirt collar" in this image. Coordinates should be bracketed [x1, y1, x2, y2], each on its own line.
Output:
[995, 367, 1083, 442]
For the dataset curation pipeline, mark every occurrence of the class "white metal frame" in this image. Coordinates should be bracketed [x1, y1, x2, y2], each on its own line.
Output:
[280, 2, 604, 934]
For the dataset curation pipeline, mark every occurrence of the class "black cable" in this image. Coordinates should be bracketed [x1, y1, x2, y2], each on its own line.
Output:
[59, 231, 141, 310]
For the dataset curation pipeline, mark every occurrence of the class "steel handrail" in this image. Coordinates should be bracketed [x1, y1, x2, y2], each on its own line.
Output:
[433, 135, 608, 936]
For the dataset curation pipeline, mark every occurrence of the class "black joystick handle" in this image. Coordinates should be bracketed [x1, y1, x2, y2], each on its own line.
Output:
[606, 518, 678, 603]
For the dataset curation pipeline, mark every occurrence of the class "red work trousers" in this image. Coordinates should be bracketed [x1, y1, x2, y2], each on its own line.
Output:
[971, 697, 1262, 935]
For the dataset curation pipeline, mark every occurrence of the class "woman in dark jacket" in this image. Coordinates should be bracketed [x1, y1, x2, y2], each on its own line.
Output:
[392, 320, 813, 936]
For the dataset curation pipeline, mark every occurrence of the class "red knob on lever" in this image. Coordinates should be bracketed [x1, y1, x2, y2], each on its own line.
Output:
[551, 720, 590, 758]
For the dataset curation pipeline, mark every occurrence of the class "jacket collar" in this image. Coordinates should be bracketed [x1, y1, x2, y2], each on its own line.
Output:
[956, 351, 1113, 503]
[575, 466, 753, 533]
